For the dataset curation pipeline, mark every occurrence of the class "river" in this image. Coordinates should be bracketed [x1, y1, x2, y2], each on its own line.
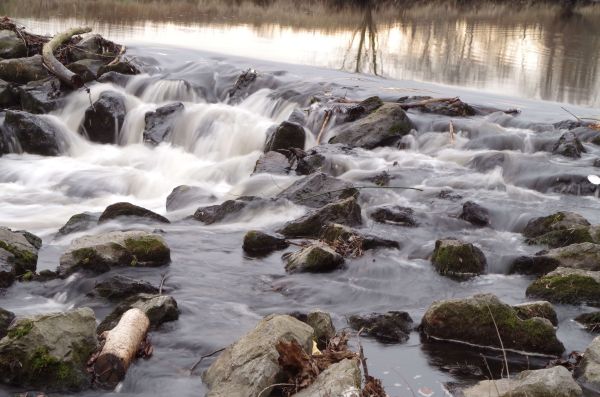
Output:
[0, 1, 599, 396]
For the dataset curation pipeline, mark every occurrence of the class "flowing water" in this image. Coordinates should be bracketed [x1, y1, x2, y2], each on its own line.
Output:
[1, 1, 600, 396]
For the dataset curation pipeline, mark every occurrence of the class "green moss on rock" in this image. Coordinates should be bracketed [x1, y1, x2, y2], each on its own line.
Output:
[124, 235, 170, 265]
[526, 268, 600, 305]
[0, 240, 37, 275]
[431, 239, 486, 278]
[7, 319, 33, 339]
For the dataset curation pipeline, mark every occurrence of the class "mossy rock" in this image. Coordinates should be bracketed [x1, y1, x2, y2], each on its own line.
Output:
[0, 308, 97, 392]
[0, 226, 40, 277]
[320, 223, 398, 253]
[431, 239, 486, 278]
[57, 212, 100, 236]
[0, 307, 15, 339]
[278, 197, 362, 238]
[526, 267, 600, 306]
[242, 230, 289, 255]
[513, 301, 558, 326]
[522, 211, 590, 239]
[527, 226, 594, 248]
[99, 202, 170, 224]
[421, 293, 564, 355]
[284, 243, 344, 273]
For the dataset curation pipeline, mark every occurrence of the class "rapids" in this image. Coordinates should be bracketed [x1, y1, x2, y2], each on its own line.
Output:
[0, 43, 599, 396]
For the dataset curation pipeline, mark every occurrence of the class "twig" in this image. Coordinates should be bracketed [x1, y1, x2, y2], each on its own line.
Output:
[257, 383, 295, 397]
[485, 303, 510, 381]
[316, 109, 332, 145]
[560, 106, 582, 122]
[480, 354, 502, 397]
[357, 328, 369, 379]
[158, 273, 168, 295]
[189, 347, 226, 375]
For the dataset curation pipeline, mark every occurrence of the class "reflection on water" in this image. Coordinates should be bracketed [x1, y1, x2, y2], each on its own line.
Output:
[1, 0, 599, 107]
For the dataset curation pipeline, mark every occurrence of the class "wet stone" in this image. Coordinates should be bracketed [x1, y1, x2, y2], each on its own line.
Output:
[348, 311, 413, 344]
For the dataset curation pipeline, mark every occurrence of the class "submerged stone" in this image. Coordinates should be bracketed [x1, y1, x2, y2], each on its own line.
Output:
[284, 243, 344, 273]
[242, 230, 289, 255]
[552, 131, 586, 158]
[166, 185, 216, 212]
[575, 312, 600, 333]
[459, 201, 490, 227]
[369, 205, 417, 227]
[349, 311, 413, 344]
[194, 196, 269, 224]
[276, 172, 358, 208]
[90, 274, 159, 301]
[99, 202, 170, 224]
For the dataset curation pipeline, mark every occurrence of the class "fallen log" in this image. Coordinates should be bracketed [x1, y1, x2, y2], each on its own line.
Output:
[42, 26, 92, 88]
[94, 308, 150, 389]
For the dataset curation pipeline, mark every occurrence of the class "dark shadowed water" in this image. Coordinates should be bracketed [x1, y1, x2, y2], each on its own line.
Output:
[1, 1, 600, 397]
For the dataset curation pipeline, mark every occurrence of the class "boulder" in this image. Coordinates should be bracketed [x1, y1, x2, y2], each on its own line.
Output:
[253, 151, 291, 175]
[79, 91, 126, 144]
[166, 185, 216, 212]
[276, 173, 358, 208]
[143, 102, 184, 145]
[552, 131, 586, 158]
[57, 212, 100, 236]
[89, 275, 159, 301]
[4, 110, 64, 156]
[421, 294, 564, 355]
[526, 226, 598, 248]
[459, 201, 490, 227]
[69, 34, 119, 62]
[0, 54, 48, 84]
[344, 96, 384, 122]
[522, 211, 590, 239]
[98, 202, 170, 224]
[0, 78, 17, 107]
[369, 205, 417, 227]
[397, 96, 477, 117]
[460, 366, 582, 397]
[0, 308, 15, 339]
[0, 30, 27, 59]
[306, 310, 335, 349]
[577, 336, 600, 394]
[17, 77, 66, 114]
[284, 243, 344, 273]
[348, 311, 413, 343]
[511, 243, 600, 275]
[526, 267, 600, 305]
[292, 359, 361, 397]
[194, 196, 269, 225]
[97, 60, 140, 78]
[0, 308, 97, 392]
[58, 230, 170, 277]
[0, 227, 40, 279]
[264, 121, 306, 152]
[513, 301, 558, 326]
[97, 293, 179, 333]
[575, 312, 600, 332]
[328, 103, 415, 149]
[242, 230, 289, 255]
[66, 59, 105, 83]
[96, 71, 132, 87]
[203, 314, 314, 397]
[320, 223, 399, 252]
[278, 197, 362, 238]
[431, 239, 487, 278]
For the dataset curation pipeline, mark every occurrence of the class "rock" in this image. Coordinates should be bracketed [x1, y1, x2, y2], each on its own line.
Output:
[17, 77, 66, 114]
[253, 151, 291, 175]
[306, 310, 336, 349]
[348, 311, 413, 343]
[320, 223, 399, 252]
[397, 96, 477, 117]
[97, 293, 179, 333]
[577, 336, 600, 394]
[523, 211, 590, 239]
[292, 359, 361, 397]
[194, 196, 269, 225]
[575, 312, 600, 332]
[96, 71, 132, 87]
[0, 308, 97, 392]
[594, 158, 600, 168]
[554, 119, 586, 130]
[0, 30, 27, 59]
[166, 185, 216, 212]
[143, 102, 184, 145]
[97, 60, 141, 78]
[57, 212, 100, 236]
[295, 144, 354, 176]
[66, 59, 105, 83]
[344, 96, 384, 122]
[511, 243, 600, 275]
[0, 54, 48, 84]
[58, 230, 170, 277]
[69, 34, 119, 62]
[553, 131, 586, 158]
[98, 202, 170, 224]
[0, 308, 15, 339]
[459, 201, 490, 227]
[284, 243, 344, 273]
[421, 294, 564, 355]
[0, 226, 40, 280]
[369, 206, 417, 227]
[242, 230, 289, 255]
[264, 121, 306, 152]
[0, 78, 17, 107]
[4, 110, 64, 155]
[461, 366, 582, 397]
[526, 226, 598, 248]
[89, 275, 159, 301]
[32, 269, 58, 282]
[513, 301, 558, 326]
[278, 197, 362, 238]
[276, 173, 358, 208]
[468, 152, 507, 172]
[203, 314, 314, 397]
[526, 267, 600, 305]
[329, 103, 415, 149]
[431, 238, 486, 278]
[79, 91, 126, 144]
[438, 189, 463, 201]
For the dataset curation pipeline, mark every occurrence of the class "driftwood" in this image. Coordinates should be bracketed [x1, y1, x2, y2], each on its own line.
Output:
[94, 308, 150, 389]
[42, 26, 92, 88]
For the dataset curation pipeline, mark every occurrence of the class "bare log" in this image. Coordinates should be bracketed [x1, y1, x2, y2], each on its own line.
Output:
[42, 26, 92, 88]
[94, 308, 150, 389]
